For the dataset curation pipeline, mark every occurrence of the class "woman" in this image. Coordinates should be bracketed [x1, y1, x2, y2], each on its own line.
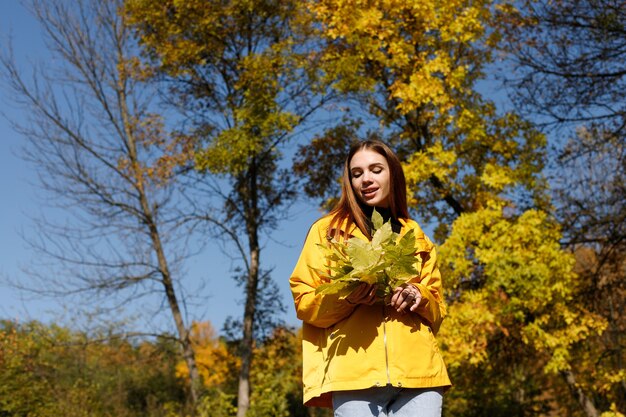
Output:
[290, 140, 451, 416]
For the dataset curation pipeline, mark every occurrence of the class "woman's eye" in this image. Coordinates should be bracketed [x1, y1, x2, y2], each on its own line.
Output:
[372, 168, 382, 174]
[352, 171, 362, 178]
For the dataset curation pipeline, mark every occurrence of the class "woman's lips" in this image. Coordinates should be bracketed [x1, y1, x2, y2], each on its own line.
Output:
[362, 188, 378, 199]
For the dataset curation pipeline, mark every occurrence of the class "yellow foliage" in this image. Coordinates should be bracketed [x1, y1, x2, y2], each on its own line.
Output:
[403, 141, 457, 186]
[480, 163, 515, 191]
[601, 404, 625, 417]
[175, 322, 239, 388]
[308, 0, 548, 231]
[437, 291, 499, 368]
[247, 327, 302, 417]
[439, 204, 608, 376]
[311, 0, 491, 113]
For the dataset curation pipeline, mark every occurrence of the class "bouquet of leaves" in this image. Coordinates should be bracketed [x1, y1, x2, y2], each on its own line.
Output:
[313, 210, 420, 300]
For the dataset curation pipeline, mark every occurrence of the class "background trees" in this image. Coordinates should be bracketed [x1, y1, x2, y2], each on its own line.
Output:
[501, 0, 626, 414]
[1, 0, 204, 404]
[123, 1, 331, 415]
[296, 0, 616, 415]
[0, 319, 186, 416]
[1, 0, 623, 415]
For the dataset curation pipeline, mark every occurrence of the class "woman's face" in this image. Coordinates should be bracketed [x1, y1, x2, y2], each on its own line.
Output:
[349, 149, 391, 208]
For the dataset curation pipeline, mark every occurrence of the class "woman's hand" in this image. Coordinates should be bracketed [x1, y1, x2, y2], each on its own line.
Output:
[344, 283, 378, 306]
[390, 283, 422, 314]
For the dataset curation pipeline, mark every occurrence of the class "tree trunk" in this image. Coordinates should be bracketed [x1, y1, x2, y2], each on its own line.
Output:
[119, 83, 202, 407]
[561, 369, 599, 417]
[152, 225, 203, 406]
[134, 155, 202, 408]
[237, 246, 259, 417]
[237, 161, 260, 417]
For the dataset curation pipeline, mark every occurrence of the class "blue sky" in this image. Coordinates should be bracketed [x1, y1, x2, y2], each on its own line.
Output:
[0, 2, 324, 333]
[0, 2, 49, 320]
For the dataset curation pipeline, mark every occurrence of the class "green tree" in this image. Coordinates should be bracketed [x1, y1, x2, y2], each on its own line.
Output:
[124, 1, 330, 415]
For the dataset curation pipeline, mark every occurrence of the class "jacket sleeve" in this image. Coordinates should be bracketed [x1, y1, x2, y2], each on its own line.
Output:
[410, 235, 447, 335]
[289, 220, 357, 329]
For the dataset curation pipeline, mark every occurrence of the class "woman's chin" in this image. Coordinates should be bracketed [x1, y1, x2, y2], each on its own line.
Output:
[364, 201, 388, 209]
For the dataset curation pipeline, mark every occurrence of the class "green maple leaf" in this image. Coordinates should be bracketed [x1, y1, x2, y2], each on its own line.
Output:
[371, 209, 385, 230]
[315, 280, 358, 296]
[371, 221, 394, 249]
[345, 238, 379, 271]
[386, 230, 419, 272]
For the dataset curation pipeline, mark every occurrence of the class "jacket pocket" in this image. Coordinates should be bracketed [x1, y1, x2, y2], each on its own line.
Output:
[409, 314, 440, 353]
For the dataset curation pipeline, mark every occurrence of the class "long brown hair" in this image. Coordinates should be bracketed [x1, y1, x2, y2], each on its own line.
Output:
[328, 140, 410, 240]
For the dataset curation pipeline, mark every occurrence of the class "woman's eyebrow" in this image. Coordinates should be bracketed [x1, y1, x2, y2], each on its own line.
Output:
[351, 162, 384, 170]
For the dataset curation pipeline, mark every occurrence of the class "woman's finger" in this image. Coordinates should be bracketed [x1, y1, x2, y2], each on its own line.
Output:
[390, 286, 404, 305]
[391, 284, 421, 313]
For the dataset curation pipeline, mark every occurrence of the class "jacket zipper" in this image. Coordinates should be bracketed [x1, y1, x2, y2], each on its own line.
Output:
[382, 304, 391, 385]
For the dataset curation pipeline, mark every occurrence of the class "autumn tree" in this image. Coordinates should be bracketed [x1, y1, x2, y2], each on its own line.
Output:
[0, 0, 204, 404]
[500, 0, 626, 414]
[246, 326, 303, 417]
[182, 322, 331, 417]
[0, 319, 186, 416]
[176, 320, 240, 416]
[177, 321, 238, 390]
[295, 0, 608, 414]
[124, 1, 331, 415]
[297, 0, 548, 233]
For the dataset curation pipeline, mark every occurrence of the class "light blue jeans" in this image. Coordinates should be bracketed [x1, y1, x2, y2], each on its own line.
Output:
[332, 385, 443, 417]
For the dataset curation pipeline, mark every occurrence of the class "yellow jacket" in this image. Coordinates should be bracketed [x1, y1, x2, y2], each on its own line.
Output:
[290, 215, 451, 408]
